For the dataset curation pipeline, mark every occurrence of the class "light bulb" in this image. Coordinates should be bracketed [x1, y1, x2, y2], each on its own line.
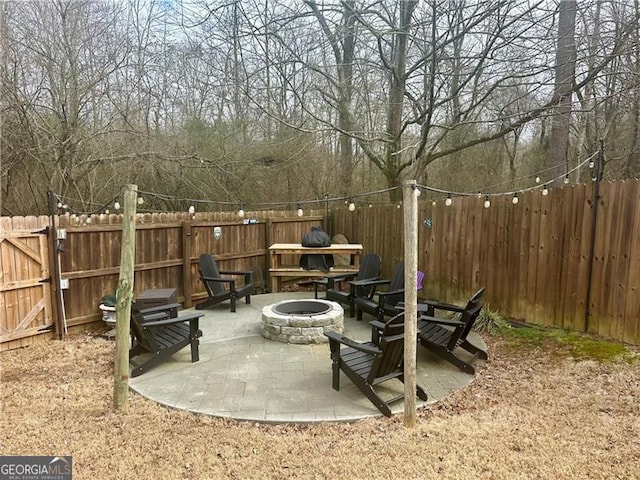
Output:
[57, 202, 63, 209]
[114, 201, 120, 210]
[542, 185, 549, 196]
[564, 175, 570, 184]
[588, 159, 595, 169]
[483, 196, 491, 208]
[445, 195, 453, 206]
[432, 201, 437, 206]
[348, 201, 355, 211]
[535, 175, 541, 183]
[238, 206, 245, 218]
[368, 203, 373, 208]
[188, 205, 195, 214]
[413, 187, 421, 197]
[85, 216, 92, 224]
[512, 193, 519, 205]
[104, 209, 110, 215]
[297, 206, 304, 217]
[137, 197, 144, 205]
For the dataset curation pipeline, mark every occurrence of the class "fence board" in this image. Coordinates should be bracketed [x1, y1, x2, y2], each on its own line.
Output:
[3, 181, 640, 350]
[623, 181, 640, 345]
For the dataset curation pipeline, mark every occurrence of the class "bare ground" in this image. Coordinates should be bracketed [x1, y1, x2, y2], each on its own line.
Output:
[1, 331, 639, 480]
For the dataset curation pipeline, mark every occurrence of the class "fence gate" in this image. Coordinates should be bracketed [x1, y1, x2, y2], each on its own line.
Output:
[0, 226, 54, 350]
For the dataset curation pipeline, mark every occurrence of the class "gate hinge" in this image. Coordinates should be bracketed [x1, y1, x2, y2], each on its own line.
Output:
[39, 277, 52, 284]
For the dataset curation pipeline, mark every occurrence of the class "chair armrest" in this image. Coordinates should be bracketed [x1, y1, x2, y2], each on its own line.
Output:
[369, 320, 386, 331]
[219, 269, 252, 276]
[418, 314, 465, 328]
[349, 278, 390, 287]
[135, 302, 181, 316]
[376, 288, 404, 300]
[140, 312, 203, 327]
[200, 275, 234, 285]
[220, 270, 253, 285]
[324, 331, 381, 355]
[420, 300, 465, 313]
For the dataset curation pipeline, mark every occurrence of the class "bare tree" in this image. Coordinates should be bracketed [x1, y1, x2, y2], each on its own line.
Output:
[547, 0, 577, 179]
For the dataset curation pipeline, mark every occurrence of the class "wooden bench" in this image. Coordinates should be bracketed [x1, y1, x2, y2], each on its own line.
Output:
[269, 243, 363, 292]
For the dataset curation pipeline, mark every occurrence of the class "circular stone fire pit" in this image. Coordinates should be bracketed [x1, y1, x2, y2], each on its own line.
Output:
[261, 299, 344, 344]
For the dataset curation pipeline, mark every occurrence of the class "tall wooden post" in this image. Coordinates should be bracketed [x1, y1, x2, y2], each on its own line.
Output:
[113, 184, 137, 412]
[403, 180, 418, 427]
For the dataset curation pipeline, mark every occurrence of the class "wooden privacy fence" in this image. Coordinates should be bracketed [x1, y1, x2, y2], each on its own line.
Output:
[331, 180, 640, 345]
[1, 210, 325, 351]
[2, 181, 639, 349]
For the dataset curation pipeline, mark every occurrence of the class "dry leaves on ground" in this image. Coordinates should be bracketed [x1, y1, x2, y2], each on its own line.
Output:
[1, 332, 639, 479]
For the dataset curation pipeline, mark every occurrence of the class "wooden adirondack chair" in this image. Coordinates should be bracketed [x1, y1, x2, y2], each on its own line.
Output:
[352, 261, 405, 322]
[312, 253, 382, 317]
[195, 253, 254, 312]
[324, 312, 428, 417]
[417, 288, 487, 374]
[129, 303, 204, 377]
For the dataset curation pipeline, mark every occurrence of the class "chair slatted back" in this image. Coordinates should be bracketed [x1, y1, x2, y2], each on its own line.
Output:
[355, 253, 382, 296]
[453, 303, 483, 348]
[368, 313, 405, 383]
[382, 262, 405, 307]
[199, 254, 225, 296]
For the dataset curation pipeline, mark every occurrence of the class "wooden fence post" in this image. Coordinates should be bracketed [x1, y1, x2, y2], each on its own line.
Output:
[182, 219, 193, 308]
[403, 180, 418, 427]
[113, 184, 137, 413]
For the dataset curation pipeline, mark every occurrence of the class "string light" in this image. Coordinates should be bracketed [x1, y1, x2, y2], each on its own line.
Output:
[483, 196, 491, 208]
[50, 151, 601, 220]
[188, 205, 195, 214]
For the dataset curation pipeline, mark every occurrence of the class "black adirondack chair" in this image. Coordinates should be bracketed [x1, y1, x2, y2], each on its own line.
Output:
[352, 261, 405, 322]
[195, 253, 254, 312]
[312, 253, 382, 317]
[129, 303, 204, 377]
[324, 312, 428, 417]
[417, 288, 487, 374]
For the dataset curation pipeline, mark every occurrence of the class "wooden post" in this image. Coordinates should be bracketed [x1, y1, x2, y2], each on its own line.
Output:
[46, 191, 64, 339]
[113, 184, 137, 413]
[182, 220, 193, 308]
[403, 180, 418, 427]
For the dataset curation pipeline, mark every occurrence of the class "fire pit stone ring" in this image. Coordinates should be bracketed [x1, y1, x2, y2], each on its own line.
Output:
[261, 299, 344, 344]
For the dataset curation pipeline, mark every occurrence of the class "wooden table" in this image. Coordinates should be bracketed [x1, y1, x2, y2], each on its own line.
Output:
[268, 243, 363, 292]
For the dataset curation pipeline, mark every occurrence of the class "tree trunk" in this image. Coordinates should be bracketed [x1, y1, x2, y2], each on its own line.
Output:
[547, 0, 577, 181]
[385, 0, 418, 201]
